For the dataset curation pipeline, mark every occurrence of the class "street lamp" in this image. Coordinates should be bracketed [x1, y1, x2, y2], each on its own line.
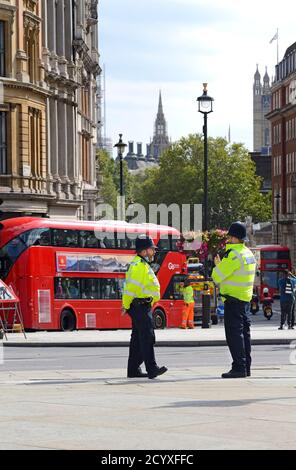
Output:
[114, 134, 127, 220]
[275, 192, 281, 245]
[197, 83, 214, 329]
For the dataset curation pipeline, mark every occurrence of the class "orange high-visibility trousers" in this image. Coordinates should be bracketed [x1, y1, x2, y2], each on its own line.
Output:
[181, 302, 195, 329]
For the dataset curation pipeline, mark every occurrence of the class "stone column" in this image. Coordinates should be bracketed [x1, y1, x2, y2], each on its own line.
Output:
[49, 95, 59, 181]
[56, 0, 68, 77]
[67, 99, 75, 184]
[58, 93, 69, 193]
[64, 0, 73, 62]
[47, 0, 58, 72]
[10, 104, 20, 192]
[19, 104, 30, 193]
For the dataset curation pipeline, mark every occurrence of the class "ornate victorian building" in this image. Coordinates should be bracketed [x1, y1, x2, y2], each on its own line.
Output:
[43, 0, 100, 219]
[0, 0, 100, 220]
[0, 0, 50, 218]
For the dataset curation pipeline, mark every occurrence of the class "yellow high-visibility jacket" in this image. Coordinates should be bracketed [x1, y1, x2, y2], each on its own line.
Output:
[182, 286, 194, 304]
[212, 243, 256, 302]
[122, 255, 160, 310]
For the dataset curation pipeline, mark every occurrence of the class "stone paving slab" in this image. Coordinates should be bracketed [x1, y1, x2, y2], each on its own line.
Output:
[0, 365, 295, 450]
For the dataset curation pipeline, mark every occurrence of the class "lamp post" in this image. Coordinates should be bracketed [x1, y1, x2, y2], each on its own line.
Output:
[275, 192, 281, 245]
[197, 83, 214, 329]
[114, 134, 127, 220]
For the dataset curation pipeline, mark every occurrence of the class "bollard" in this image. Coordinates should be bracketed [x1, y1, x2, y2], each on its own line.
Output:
[201, 288, 211, 329]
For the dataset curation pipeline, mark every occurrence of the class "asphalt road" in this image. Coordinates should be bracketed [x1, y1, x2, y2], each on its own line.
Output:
[0, 345, 294, 372]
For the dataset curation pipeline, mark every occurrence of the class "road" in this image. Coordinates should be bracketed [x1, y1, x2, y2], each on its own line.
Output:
[0, 344, 294, 372]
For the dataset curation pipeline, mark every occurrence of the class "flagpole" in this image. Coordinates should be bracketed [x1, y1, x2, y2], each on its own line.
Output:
[276, 28, 279, 65]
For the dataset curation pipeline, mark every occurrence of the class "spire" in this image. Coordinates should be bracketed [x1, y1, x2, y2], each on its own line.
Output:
[254, 64, 261, 80]
[157, 90, 164, 116]
[263, 66, 270, 85]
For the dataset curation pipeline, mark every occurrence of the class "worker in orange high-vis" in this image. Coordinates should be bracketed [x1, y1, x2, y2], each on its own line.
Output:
[181, 278, 195, 329]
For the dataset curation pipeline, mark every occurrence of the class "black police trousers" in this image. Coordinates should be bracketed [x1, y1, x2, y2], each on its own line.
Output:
[127, 302, 158, 376]
[280, 299, 295, 326]
[224, 299, 251, 374]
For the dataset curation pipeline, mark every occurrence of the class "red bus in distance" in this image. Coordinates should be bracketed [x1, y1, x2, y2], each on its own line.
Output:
[251, 245, 292, 301]
[0, 218, 187, 331]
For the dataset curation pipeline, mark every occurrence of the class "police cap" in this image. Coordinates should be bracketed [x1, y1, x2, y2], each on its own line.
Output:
[227, 221, 248, 241]
[135, 235, 157, 252]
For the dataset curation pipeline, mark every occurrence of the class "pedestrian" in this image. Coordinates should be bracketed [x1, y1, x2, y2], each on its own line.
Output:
[180, 278, 195, 329]
[122, 235, 168, 379]
[278, 270, 296, 330]
[212, 222, 256, 378]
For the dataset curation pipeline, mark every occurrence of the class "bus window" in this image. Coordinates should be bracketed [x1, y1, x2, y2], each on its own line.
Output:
[261, 271, 281, 289]
[117, 233, 136, 250]
[117, 278, 125, 298]
[163, 274, 186, 300]
[21, 228, 51, 247]
[261, 250, 290, 260]
[171, 235, 180, 251]
[157, 235, 170, 251]
[100, 278, 118, 299]
[52, 229, 79, 247]
[81, 278, 99, 299]
[0, 228, 51, 279]
[55, 278, 80, 299]
[102, 232, 116, 249]
[79, 231, 101, 248]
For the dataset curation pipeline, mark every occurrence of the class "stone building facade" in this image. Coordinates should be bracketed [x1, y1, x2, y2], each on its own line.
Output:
[0, 0, 100, 220]
[0, 0, 50, 218]
[43, 0, 100, 219]
[266, 41, 296, 267]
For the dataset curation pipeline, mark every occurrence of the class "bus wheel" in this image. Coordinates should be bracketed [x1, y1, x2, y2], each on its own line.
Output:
[60, 309, 76, 332]
[153, 309, 166, 329]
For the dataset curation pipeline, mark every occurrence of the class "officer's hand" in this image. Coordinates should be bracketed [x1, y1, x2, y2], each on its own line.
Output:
[214, 254, 221, 266]
[121, 308, 128, 316]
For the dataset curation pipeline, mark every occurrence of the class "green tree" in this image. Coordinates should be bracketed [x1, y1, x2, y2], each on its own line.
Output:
[96, 149, 118, 208]
[134, 134, 271, 229]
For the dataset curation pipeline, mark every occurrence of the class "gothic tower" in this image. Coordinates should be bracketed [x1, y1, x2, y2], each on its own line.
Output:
[149, 91, 170, 160]
[253, 65, 263, 152]
[253, 65, 271, 153]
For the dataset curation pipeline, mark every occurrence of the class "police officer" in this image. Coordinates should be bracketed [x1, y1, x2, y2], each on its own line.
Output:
[122, 235, 168, 379]
[212, 222, 256, 378]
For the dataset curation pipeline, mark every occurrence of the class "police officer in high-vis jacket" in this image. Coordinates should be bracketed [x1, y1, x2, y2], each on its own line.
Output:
[122, 235, 168, 379]
[212, 222, 256, 378]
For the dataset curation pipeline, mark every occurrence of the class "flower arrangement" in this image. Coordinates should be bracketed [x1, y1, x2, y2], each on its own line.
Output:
[197, 229, 228, 262]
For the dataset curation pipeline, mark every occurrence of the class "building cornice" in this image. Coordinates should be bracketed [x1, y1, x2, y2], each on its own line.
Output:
[0, 78, 52, 97]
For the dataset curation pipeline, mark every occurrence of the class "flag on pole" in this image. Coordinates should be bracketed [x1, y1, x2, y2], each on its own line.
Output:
[270, 31, 278, 44]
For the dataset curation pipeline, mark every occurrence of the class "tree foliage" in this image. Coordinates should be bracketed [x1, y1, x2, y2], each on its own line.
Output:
[133, 134, 271, 229]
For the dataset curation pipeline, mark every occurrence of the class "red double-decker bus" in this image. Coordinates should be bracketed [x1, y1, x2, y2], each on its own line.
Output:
[251, 245, 292, 301]
[0, 217, 188, 331]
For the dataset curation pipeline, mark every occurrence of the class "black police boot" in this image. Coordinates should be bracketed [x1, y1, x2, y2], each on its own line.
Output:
[127, 368, 148, 378]
[278, 325, 284, 330]
[221, 370, 247, 379]
[148, 366, 168, 380]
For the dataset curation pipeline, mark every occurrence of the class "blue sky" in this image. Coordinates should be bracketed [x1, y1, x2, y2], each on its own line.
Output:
[99, 0, 296, 153]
